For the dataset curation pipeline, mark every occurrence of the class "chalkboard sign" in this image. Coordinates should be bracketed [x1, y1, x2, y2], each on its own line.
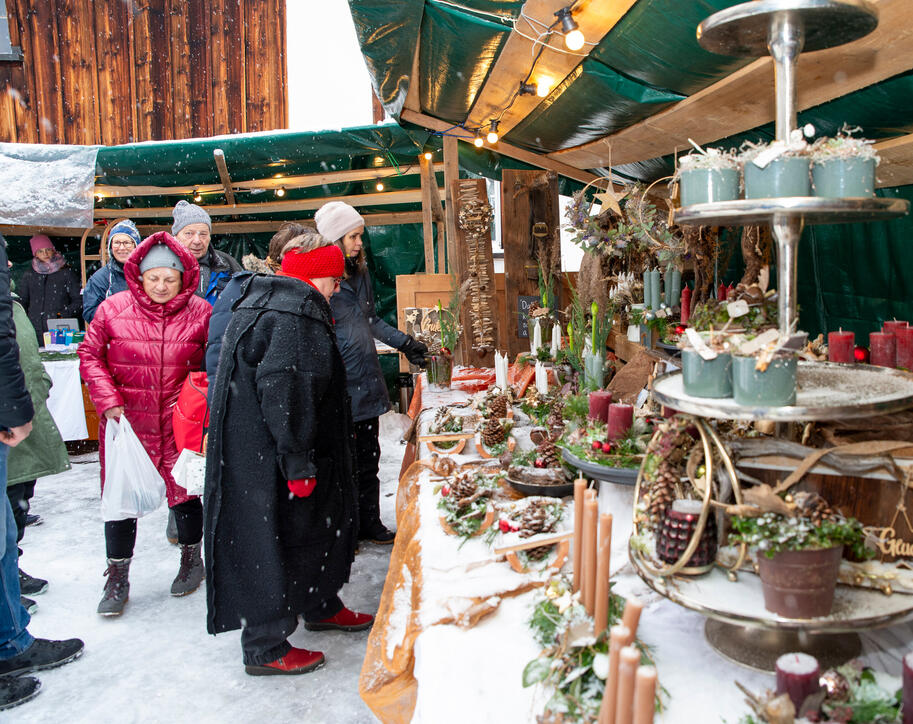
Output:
[517, 295, 539, 338]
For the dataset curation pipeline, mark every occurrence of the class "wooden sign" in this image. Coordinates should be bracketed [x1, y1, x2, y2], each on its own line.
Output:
[518, 295, 539, 338]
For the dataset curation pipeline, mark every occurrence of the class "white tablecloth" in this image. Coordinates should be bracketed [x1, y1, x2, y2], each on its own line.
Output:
[42, 358, 88, 441]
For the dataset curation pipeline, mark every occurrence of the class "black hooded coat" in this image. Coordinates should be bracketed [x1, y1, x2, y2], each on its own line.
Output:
[204, 274, 358, 634]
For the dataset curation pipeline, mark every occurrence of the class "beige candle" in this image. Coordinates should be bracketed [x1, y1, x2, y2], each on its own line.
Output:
[621, 596, 644, 645]
[615, 646, 641, 724]
[633, 666, 657, 724]
[573, 477, 586, 592]
[583, 497, 599, 615]
[594, 513, 613, 634]
[597, 624, 630, 724]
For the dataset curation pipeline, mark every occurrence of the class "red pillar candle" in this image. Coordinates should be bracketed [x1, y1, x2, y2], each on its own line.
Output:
[898, 328, 913, 372]
[903, 651, 913, 724]
[680, 286, 692, 325]
[870, 331, 897, 368]
[883, 320, 908, 336]
[827, 330, 855, 364]
[607, 403, 634, 442]
[775, 652, 821, 713]
[588, 390, 613, 422]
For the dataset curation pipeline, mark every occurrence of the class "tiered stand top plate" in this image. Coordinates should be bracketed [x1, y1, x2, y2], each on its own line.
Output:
[653, 361, 913, 421]
[675, 197, 909, 227]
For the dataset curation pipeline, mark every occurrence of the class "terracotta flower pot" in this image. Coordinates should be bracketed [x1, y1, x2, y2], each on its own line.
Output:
[757, 546, 843, 619]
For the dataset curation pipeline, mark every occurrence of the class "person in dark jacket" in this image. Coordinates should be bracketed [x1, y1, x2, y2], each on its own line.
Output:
[171, 201, 242, 305]
[205, 237, 370, 677]
[79, 234, 211, 616]
[82, 220, 141, 324]
[0, 237, 84, 711]
[17, 235, 82, 343]
[315, 201, 428, 544]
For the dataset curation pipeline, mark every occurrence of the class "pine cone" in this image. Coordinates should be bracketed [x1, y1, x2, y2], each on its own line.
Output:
[482, 418, 505, 446]
[537, 439, 560, 468]
[526, 545, 552, 561]
[793, 491, 837, 525]
[546, 400, 565, 439]
[449, 473, 477, 500]
[646, 461, 678, 527]
[519, 503, 552, 538]
[489, 394, 508, 420]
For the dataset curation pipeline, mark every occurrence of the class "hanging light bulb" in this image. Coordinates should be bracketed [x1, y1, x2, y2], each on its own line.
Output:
[486, 120, 500, 145]
[536, 76, 553, 97]
[473, 132, 484, 148]
[376, 181, 385, 191]
[275, 187, 286, 198]
[518, 82, 536, 96]
[555, 7, 584, 51]
[192, 189, 202, 203]
[423, 151, 433, 160]
[95, 193, 104, 203]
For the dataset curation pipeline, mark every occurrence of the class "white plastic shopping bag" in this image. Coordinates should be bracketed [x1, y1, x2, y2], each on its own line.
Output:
[171, 448, 206, 497]
[101, 415, 166, 521]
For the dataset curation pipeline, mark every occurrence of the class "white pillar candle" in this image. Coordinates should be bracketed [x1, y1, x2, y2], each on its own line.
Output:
[531, 317, 542, 355]
[494, 351, 507, 389]
[535, 361, 548, 395]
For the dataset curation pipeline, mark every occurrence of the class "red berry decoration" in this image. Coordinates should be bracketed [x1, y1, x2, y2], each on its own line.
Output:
[534, 458, 545, 468]
[499, 519, 511, 533]
[601, 442, 612, 453]
[510, 522, 520, 532]
[591, 440, 602, 451]
[441, 485, 451, 497]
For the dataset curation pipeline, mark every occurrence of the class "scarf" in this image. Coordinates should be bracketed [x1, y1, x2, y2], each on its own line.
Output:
[32, 252, 67, 275]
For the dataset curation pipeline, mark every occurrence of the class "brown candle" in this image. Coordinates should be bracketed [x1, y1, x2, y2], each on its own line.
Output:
[573, 477, 586, 593]
[597, 625, 630, 724]
[621, 597, 644, 645]
[615, 646, 641, 724]
[594, 513, 613, 635]
[633, 666, 657, 724]
[583, 496, 599, 615]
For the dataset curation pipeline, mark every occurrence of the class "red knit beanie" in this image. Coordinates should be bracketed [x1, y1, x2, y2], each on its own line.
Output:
[280, 244, 344, 283]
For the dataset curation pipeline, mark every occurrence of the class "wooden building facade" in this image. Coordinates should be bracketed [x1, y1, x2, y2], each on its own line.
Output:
[0, 0, 287, 146]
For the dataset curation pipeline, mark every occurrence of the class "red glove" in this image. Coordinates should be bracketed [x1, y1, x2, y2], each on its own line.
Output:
[288, 478, 317, 498]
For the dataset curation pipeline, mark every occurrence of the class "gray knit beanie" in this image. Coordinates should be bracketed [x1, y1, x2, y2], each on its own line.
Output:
[314, 201, 364, 242]
[171, 200, 212, 236]
[139, 243, 185, 274]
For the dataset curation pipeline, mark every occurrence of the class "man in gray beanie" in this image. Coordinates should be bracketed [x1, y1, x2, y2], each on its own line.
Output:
[171, 201, 241, 306]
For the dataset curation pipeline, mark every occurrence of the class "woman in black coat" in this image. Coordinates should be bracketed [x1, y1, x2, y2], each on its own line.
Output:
[17, 235, 82, 343]
[204, 235, 370, 676]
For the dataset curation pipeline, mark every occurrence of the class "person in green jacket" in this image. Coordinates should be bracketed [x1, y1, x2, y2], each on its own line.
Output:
[7, 294, 70, 602]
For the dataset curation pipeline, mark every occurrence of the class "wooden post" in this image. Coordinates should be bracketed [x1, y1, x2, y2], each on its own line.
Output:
[419, 154, 436, 272]
[500, 169, 561, 359]
[443, 134, 460, 276]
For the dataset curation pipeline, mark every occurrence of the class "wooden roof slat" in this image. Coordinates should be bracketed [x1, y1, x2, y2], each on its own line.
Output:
[874, 133, 913, 189]
[213, 149, 236, 205]
[549, 0, 913, 170]
[464, 0, 638, 135]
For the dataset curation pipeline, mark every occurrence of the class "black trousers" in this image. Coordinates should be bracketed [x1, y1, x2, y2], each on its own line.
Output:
[240, 595, 343, 665]
[352, 416, 382, 534]
[105, 498, 203, 559]
[6, 480, 35, 553]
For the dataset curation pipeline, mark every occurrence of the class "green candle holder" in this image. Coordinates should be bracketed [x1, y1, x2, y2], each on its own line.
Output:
[682, 349, 732, 398]
[731, 355, 797, 407]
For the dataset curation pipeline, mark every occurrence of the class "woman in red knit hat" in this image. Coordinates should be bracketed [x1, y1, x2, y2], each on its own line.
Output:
[204, 232, 370, 676]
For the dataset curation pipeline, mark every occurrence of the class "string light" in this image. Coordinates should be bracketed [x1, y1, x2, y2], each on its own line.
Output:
[555, 7, 584, 51]
[95, 193, 104, 203]
[376, 182, 385, 191]
[486, 120, 500, 144]
[473, 132, 484, 148]
[423, 151, 433, 160]
[192, 189, 202, 202]
[536, 76, 553, 97]
[275, 187, 286, 198]
[518, 82, 536, 96]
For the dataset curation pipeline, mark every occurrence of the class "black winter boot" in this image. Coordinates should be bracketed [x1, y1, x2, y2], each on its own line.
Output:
[0, 638, 84, 677]
[171, 542, 204, 597]
[97, 558, 131, 616]
[0, 675, 41, 710]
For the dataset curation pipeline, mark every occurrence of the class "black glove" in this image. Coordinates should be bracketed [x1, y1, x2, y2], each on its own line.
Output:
[401, 336, 429, 367]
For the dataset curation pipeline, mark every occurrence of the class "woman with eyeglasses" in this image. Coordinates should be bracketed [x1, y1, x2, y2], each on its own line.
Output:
[82, 220, 142, 324]
[16, 235, 82, 343]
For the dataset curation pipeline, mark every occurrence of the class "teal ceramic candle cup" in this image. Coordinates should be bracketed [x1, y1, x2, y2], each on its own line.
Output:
[682, 349, 732, 398]
[679, 168, 740, 206]
[744, 157, 811, 199]
[731, 355, 797, 406]
[811, 157, 876, 198]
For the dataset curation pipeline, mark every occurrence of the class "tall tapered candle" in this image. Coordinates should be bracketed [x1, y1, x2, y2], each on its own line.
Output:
[649, 269, 661, 312]
[583, 493, 598, 614]
[671, 269, 682, 308]
[616, 646, 641, 724]
[598, 625, 631, 724]
[594, 513, 613, 635]
[903, 651, 913, 724]
[870, 331, 896, 368]
[643, 270, 652, 309]
[535, 361, 549, 395]
[633, 666, 658, 724]
[588, 390, 613, 422]
[717, 282, 726, 301]
[827, 330, 854, 364]
[573, 477, 586, 592]
[621, 597, 644, 645]
[550, 322, 562, 358]
[664, 265, 673, 307]
[494, 351, 508, 388]
[680, 286, 692, 325]
[531, 317, 542, 354]
[607, 403, 634, 442]
[775, 652, 821, 713]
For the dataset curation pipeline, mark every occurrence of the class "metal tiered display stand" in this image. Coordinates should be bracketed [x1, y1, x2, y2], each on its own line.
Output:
[628, 0, 913, 671]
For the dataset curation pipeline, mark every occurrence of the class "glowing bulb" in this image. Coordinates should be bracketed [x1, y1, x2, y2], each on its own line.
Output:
[373, 156, 385, 166]
[473, 135, 484, 148]
[565, 28, 585, 51]
[486, 120, 500, 145]
[275, 187, 286, 197]
[536, 77, 553, 97]
[95, 194, 104, 203]
[192, 190, 202, 202]
[423, 151, 433, 160]
[376, 182, 385, 191]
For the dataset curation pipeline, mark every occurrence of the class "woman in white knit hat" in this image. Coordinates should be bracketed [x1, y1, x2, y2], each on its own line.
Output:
[314, 201, 428, 544]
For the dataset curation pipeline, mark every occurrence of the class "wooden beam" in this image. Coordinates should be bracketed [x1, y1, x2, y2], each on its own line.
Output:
[403, 36, 422, 113]
[549, 0, 913, 170]
[443, 134, 460, 276]
[94, 188, 444, 219]
[874, 134, 913, 188]
[94, 163, 443, 199]
[464, 0, 639, 135]
[213, 149, 236, 205]
[402, 108, 601, 186]
[419, 154, 436, 272]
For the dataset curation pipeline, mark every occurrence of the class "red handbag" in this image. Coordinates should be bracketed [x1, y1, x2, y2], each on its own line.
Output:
[172, 371, 209, 453]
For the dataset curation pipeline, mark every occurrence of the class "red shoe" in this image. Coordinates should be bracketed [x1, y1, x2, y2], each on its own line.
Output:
[244, 647, 326, 676]
[304, 606, 374, 632]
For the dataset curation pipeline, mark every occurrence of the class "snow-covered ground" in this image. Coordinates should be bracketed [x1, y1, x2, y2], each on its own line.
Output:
[8, 413, 410, 723]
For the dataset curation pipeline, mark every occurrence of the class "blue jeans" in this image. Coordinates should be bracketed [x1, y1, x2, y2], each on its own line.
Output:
[0, 443, 33, 659]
